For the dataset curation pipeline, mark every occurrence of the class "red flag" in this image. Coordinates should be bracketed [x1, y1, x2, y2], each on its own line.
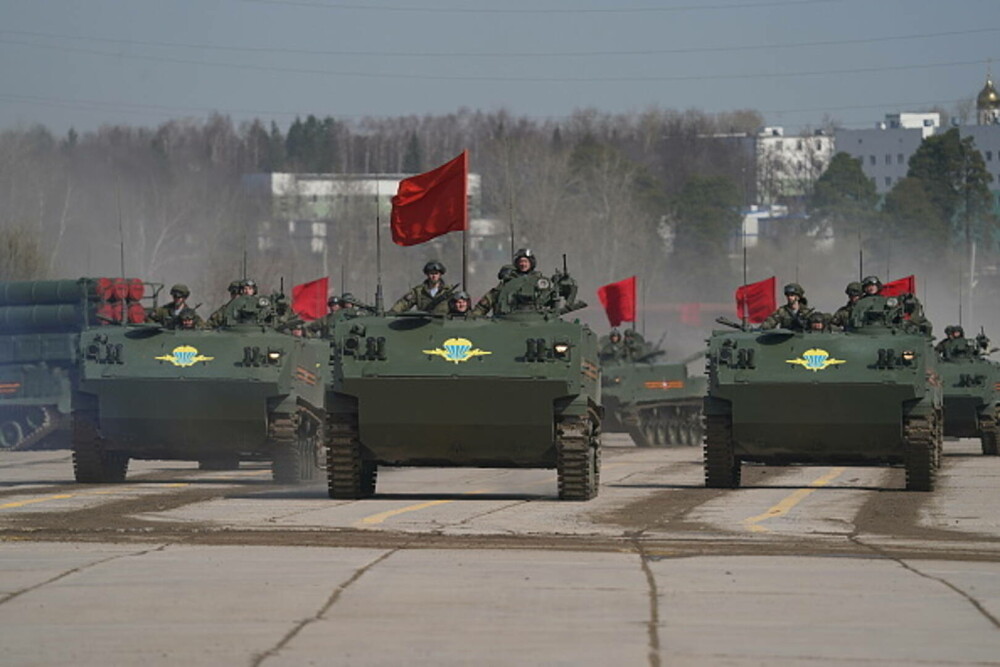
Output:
[735, 277, 776, 324]
[882, 275, 916, 297]
[291, 277, 329, 321]
[390, 151, 468, 246]
[597, 276, 637, 327]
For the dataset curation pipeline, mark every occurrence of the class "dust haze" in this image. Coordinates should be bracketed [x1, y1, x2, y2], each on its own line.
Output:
[1, 108, 994, 361]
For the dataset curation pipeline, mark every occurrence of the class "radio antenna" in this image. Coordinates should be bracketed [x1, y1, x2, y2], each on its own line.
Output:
[374, 178, 385, 315]
[115, 176, 127, 324]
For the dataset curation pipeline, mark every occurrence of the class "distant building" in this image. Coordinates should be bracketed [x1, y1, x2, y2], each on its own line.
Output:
[834, 77, 1000, 195]
[754, 126, 835, 205]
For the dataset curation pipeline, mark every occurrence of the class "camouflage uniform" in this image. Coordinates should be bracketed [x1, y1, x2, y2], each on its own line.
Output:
[829, 282, 863, 330]
[935, 327, 975, 360]
[473, 265, 516, 317]
[206, 281, 242, 329]
[761, 303, 813, 331]
[390, 281, 454, 314]
[598, 331, 627, 363]
[149, 284, 193, 327]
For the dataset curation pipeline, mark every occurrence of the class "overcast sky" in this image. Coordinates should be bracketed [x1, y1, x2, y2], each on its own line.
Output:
[0, 0, 998, 136]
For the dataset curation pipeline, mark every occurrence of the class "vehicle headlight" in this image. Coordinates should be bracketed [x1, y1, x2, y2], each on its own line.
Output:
[553, 342, 571, 356]
[901, 350, 916, 362]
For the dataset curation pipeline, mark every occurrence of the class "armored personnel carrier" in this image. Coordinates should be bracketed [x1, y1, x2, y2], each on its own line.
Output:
[600, 336, 706, 447]
[704, 294, 943, 491]
[0, 278, 146, 450]
[73, 291, 327, 484]
[935, 327, 1000, 455]
[324, 267, 601, 501]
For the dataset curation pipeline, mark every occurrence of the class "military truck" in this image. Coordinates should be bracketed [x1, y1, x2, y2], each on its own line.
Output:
[324, 267, 601, 501]
[600, 336, 706, 447]
[0, 278, 147, 450]
[935, 327, 1000, 455]
[73, 291, 328, 484]
[704, 294, 943, 491]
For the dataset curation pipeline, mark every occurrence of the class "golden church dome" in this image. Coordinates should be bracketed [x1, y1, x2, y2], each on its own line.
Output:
[978, 78, 1000, 108]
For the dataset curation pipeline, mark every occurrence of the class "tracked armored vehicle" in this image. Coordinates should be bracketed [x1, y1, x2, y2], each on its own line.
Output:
[0, 278, 146, 450]
[324, 268, 601, 501]
[704, 294, 943, 491]
[73, 292, 327, 484]
[601, 342, 706, 447]
[935, 329, 1000, 455]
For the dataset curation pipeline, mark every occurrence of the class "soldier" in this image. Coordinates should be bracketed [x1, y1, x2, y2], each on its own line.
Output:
[473, 264, 516, 317]
[241, 278, 259, 296]
[806, 311, 830, 333]
[174, 307, 203, 330]
[206, 280, 242, 329]
[599, 328, 627, 363]
[307, 296, 343, 337]
[935, 326, 974, 360]
[448, 291, 473, 317]
[149, 284, 192, 327]
[760, 283, 813, 331]
[389, 261, 455, 314]
[861, 275, 882, 297]
[623, 329, 653, 360]
[512, 248, 541, 277]
[830, 281, 863, 330]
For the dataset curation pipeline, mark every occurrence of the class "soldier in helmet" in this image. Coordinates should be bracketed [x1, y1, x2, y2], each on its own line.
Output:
[174, 307, 203, 330]
[760, 283, 813, 331]
[390, 261, 455, 314]
[473, 264, 517, 317]
[512, 248, 542, 278]
[806, 311, 830, 333]
[149, 283, 193, 326]
[861, 275, 882, 297]
[598, 328, 627, 363]
[206, 280, 242, 329]
[241, 278, 259, 296]
[448, 291, 473, 317]
[935, 325, 973, 360]
[307, 295, 345, 338]
[830, 281, 863, 330]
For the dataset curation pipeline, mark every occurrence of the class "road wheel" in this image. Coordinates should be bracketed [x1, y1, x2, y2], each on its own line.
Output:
[0, 421, 23, 449]
[704, 413, 740, 488]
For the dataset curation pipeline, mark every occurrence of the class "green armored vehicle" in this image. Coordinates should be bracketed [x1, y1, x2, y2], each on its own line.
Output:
[73, 291, 328, 484]
[0, 278, 144, 450]
[704, 294, 943, 491]
[935, 326, 1000, 455]
[324, 267, 601, 501]
[600, 330, 706, 447]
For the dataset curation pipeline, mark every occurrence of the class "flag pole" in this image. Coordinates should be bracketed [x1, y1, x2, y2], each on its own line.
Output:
[463, 150, 469, 292]
[375, 178, 384, 315]
[741, 212, 748, 328]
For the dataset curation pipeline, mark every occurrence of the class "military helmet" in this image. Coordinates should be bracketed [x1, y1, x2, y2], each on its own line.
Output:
[846, 281, 863, 297]
[241, 278, 258, 294]
[512, 248, 537, 272]
[170, 283, 190, 298]
[450, 290, 471, 303]
[862, 275, 882, 288]
[609, 328, 621, 340]
[944, 325, 955, 336]
[808, 311, 828, 324]
[954, 326, 965, 337]
[423, 261, 446, 275]
[227, 280, 241, 295]
[783, 282, 805, 297]
[178, 307, 197, 321]
[497, 264, 517, 281]
[327, 295, 342, 307]
[340, 292, 357, 306]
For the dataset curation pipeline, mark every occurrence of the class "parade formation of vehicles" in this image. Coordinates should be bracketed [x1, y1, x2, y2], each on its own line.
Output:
[3, 266, 997, 499]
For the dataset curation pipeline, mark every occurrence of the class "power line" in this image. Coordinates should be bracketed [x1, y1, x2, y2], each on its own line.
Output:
[2, 26, 996, 59]
[241, 0, 843, 15]
[0, 36, 994, 83]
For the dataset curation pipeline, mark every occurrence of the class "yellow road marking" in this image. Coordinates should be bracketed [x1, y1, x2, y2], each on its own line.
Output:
[356, 488, 493, 526]
[743, 467, 846, 533]
[0, 494, 75, 510]
[0, 483, 190, 510]
[359, 500, 455, 525]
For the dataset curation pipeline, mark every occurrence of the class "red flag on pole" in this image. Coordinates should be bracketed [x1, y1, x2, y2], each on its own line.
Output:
[735, 277, 776, 324]
[291, 277, 329, 321]
[390, 151, 468, 246]
[597, 276, 637, 327]
[881, 275, 916, 297]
